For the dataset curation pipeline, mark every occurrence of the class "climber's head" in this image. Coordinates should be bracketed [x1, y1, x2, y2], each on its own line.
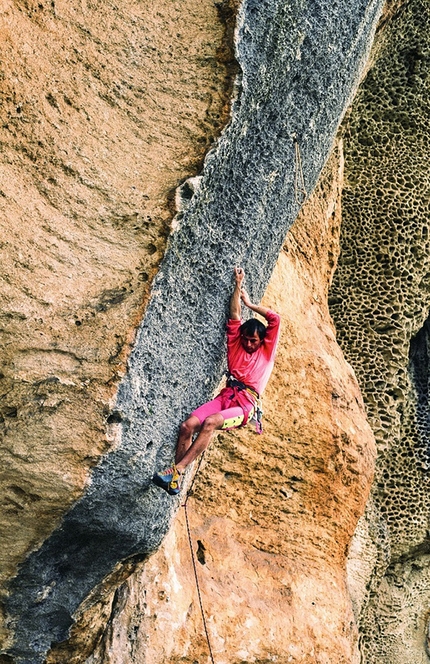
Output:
[240, 318, 266, 353]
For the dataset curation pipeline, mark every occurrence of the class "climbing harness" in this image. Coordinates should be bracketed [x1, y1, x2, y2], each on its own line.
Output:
[293, 134, 307, 206]
[226, 374, 259, 400]
[226, 373, 264, 433]
[182, 453, 216, 664]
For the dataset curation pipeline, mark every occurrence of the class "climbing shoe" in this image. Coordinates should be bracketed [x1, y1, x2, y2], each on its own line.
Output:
[167, 472, 182, 496]
[153, 465, 181, 495]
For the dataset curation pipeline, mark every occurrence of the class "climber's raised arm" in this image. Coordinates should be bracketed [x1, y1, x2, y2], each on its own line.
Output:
[240, 287, 271, 320]
[230, 266, 245, 320]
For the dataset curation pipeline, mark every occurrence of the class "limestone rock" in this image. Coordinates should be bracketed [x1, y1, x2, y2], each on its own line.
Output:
[1, 0, 387, 661]
[330, 1, 430, 661]
[68, 145, 376, 664]
[0, 0, 237, 654]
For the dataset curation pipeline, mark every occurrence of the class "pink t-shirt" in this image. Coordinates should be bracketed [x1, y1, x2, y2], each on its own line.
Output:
[226, 310, 281, 395]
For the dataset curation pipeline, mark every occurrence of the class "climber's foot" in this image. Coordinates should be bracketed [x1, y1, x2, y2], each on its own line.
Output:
[153, 465, 181, 495]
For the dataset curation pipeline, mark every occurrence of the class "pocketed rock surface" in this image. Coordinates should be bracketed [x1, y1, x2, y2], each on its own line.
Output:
[65, 147, 376, 664]
[330, 1, 430, 662]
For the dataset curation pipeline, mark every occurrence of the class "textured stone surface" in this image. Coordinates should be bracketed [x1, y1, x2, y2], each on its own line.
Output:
[1, 0, 386, 661]
[329, 1, 430, 661]
[0, 0, 237, 653]
[49, 146, 376, 664]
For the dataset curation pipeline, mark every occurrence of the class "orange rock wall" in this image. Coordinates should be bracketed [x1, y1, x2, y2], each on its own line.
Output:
[0, 0, 236, 638]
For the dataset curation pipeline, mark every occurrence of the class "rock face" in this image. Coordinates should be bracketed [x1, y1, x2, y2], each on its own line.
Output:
[330, 1, 430, 662]
[62, 145, 376, 664]
[0, 0, 237, 655]
[0, 0, 237, 572]
[0, 0, 391, 662]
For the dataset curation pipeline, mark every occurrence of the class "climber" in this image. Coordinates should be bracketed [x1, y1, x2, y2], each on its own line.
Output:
[153, 266, 281, 496]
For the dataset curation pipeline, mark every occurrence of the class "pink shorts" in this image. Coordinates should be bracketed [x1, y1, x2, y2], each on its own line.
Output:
[191, 388, 255, 431]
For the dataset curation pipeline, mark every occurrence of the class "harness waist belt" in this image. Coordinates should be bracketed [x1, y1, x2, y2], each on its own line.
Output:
[226, 374, 259, 400]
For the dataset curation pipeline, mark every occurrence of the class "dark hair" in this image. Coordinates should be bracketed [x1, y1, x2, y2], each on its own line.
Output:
[240, 318, 267, 340]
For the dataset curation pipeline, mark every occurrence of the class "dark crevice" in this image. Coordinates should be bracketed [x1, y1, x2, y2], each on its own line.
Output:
[409, 315, 430, 471]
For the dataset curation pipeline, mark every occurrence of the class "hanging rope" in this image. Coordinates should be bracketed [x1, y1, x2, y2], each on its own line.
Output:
[293, 134, 307, 206]
[182, 453, 216, 664]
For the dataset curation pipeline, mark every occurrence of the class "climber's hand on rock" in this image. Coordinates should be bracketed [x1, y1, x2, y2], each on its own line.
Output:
[240, 288, 253, 308]
[234, 266, 245, 287]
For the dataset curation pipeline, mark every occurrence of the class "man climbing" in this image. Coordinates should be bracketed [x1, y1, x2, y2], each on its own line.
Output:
[153, 267, 281, 495]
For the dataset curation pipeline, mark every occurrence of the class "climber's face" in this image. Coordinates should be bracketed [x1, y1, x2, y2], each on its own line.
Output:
[240, 331, 262, 354]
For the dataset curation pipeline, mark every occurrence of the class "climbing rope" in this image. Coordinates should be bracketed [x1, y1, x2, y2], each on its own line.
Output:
[182, 453, 216, 664]
[293, 134, 307, 206]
